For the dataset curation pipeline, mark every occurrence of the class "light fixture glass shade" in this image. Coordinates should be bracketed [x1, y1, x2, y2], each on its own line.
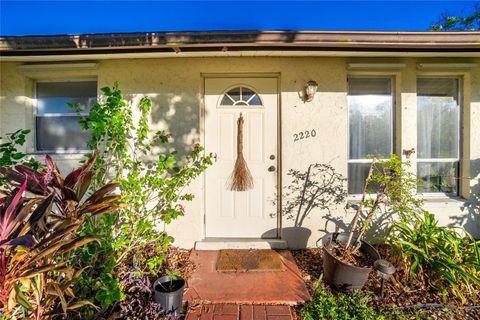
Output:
[305, 80, 318, 102]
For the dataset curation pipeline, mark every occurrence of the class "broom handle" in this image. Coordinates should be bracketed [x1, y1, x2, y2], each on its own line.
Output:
[237, 113, 244, 155]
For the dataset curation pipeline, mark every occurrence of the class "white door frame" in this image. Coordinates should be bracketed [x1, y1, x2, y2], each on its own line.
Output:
[201, 73, 282, 239]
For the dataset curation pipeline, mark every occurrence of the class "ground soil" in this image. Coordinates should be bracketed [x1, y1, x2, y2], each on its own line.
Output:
[291, 245, 480, 320]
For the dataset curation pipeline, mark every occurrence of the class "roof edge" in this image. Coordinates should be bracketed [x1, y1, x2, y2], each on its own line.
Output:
[1, 30, 479, 54]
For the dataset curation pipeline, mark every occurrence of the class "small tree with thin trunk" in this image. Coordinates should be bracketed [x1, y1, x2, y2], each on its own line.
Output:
[342, 155, 422, 259]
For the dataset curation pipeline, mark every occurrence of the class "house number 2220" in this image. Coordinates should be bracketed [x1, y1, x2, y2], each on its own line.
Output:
[293, 129, 317, 142]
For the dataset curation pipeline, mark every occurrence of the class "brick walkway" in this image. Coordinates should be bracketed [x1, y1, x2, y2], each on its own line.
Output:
[186, 303, 293, 320]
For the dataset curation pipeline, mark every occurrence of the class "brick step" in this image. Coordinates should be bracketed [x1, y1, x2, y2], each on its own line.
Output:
[186, 303, 293, 320]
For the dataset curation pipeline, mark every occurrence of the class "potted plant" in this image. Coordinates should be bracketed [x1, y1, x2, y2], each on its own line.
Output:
[322, 155, 412, 291]
[153, 270, 185, 314]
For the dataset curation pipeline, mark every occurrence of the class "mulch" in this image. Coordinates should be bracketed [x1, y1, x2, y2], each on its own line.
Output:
[291, 245, 480, 320]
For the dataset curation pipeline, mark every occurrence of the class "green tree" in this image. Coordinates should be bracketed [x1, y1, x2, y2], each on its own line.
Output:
[431, 3, 480, 31]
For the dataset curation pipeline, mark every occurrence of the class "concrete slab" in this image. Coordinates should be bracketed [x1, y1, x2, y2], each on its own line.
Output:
[184, 250, 310, 305]
[195, 239, 288, 250]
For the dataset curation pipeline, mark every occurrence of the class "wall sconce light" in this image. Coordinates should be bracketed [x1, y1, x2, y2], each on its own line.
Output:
[374, 259, 396, 299]
[304, 80, 318, 102]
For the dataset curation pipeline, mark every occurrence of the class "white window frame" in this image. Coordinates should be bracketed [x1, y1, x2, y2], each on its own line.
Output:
[347, 76, 396, 198]
[416, 76, 462, 198]
[34, 78, 97, 154]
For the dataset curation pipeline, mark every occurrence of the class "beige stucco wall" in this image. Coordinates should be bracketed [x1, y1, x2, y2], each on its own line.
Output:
[1, 56, 479, 248]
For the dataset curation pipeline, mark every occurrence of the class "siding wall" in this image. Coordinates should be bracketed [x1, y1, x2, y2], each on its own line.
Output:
[1, 56, 479, 248]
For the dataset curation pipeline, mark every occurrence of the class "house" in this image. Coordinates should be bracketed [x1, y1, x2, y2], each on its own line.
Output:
[1, 30, 479, 249]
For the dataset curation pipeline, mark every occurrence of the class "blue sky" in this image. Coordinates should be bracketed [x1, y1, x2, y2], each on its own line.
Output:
[0, 1, 478, 36]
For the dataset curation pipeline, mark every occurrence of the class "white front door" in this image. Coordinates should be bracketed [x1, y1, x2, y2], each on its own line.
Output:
[204, 77, 278, 238]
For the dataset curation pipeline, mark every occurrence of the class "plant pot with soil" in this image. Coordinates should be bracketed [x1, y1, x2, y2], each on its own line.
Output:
[153, 274, 185, 314]
[322, 232, 380, 291]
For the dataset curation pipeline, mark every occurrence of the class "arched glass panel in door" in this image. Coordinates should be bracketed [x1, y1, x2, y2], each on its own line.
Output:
[220, 86, 263, 106]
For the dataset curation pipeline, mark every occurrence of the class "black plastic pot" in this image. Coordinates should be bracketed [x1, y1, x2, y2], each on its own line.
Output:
[322, 232, 380, 292]
[153, 275, 185, 313]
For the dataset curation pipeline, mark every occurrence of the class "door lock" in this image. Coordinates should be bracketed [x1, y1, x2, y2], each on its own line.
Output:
[270, 154, 276, 160]
[268, 165, 276, 172]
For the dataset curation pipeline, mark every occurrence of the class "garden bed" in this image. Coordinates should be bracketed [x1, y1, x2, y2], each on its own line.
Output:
[94, 246, 194, 320]
[291, 246, 480, 320]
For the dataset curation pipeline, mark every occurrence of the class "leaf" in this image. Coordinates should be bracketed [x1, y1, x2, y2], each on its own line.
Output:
[58, 235, 99, 253]
[84, 182, 120, 204]
[52, 283, 68, 316]
[14, 284, 33, 311]
[62, 187, 79, 203]
[0, 167, 45, 195]
[0, 234, 35, 248]
[34, 223, 79, 249]
[81, 195, 123, 215]
[64, 150, 98, 188]
[67, 300, 99, 310]
[2, 179, 27, 233]
[29, 193, 54, 226]
[75, 170, 92, 200]
[19, 262, 66, 278]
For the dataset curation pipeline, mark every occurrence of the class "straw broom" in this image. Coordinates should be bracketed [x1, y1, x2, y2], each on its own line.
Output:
[228, 113, 254, 191]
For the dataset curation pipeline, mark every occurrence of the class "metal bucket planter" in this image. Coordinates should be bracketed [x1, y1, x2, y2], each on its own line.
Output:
[322, 232, 380, 292]
[153, 275, 185, 314]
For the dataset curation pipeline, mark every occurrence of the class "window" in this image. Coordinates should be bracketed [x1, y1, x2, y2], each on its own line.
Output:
[35, 80, 96, 152]
[347, 77, 394, 194]
[417, 78, 460, 195]
[220, 86, 262, 106]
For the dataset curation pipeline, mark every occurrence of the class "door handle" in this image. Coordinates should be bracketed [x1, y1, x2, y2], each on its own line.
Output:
[268, 165, 276, 172]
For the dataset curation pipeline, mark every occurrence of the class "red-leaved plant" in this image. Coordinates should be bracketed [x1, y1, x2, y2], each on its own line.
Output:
[0, 151, 122, 319]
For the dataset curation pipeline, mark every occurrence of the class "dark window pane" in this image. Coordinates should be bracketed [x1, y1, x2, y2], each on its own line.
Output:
[36, 116, 91, 151]
[221, 95, 234, 105]
[227, 88, 241, 101]
[417, 78, 459, 159]
[417, 161, 458, 194]
[348, 163, 371, 194]
[242, 87, 254, 101]
[348, 78, 392, 95]
[36, 81, 97, 114]
[220, 86, 262, 106]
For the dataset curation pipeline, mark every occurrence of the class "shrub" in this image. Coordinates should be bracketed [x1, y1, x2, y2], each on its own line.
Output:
[388, 210, 480, 303]
[0, 152, 121, 319]
[72, 83, 213, 310]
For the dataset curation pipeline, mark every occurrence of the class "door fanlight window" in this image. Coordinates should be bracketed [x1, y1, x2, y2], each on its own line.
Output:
[220, 86, 263, 106]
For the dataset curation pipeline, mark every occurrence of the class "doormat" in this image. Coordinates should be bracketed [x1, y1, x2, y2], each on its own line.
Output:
[216, 249, 285, 272]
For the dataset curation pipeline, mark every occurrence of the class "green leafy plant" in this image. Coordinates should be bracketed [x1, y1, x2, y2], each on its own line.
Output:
[0, 152, 121, 319]
[72, 83, 213, 310]
[329, 154, 418, 266]
[301, 280, 407, 320]
[388, 209, 480, 303]
[0, 129, 41, 189]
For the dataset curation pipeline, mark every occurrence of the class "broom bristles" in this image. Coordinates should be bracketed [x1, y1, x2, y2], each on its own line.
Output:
[228, 154, 254, 191]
